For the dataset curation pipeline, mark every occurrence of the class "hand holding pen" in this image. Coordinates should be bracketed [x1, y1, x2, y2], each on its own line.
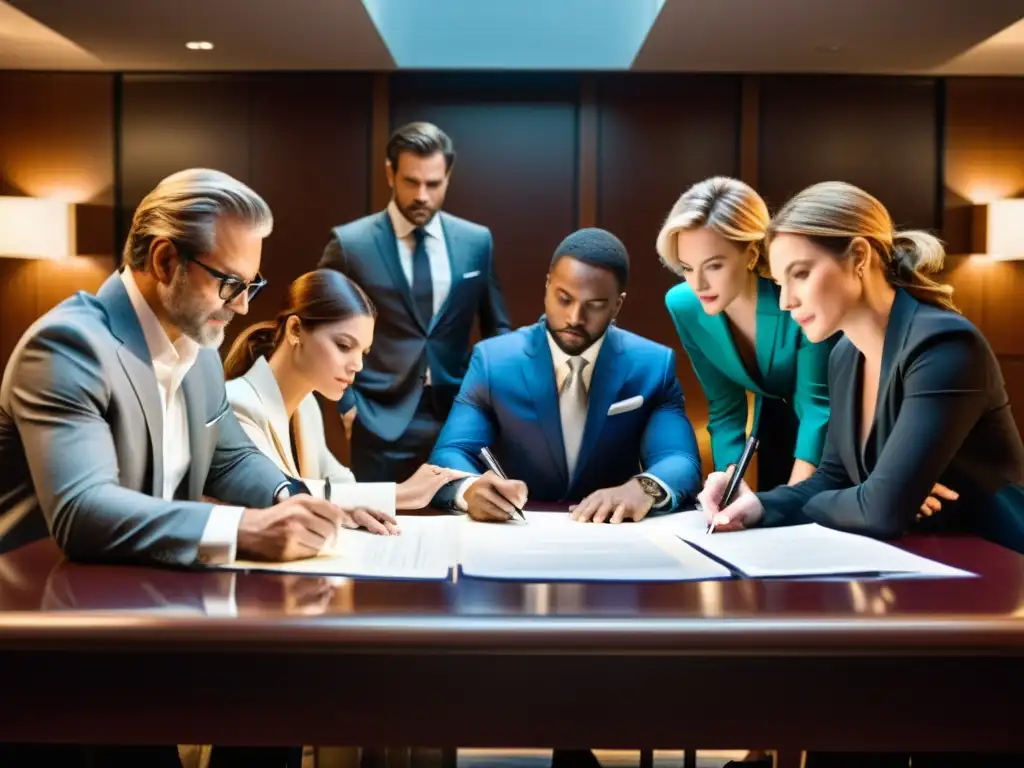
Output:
[697, 435, 762, 533]
[463, 448, 528, 523]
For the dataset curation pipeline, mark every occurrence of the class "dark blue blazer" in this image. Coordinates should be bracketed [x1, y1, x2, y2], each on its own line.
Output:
[320, 210, 511, 442]
[429, 321, 702, 508]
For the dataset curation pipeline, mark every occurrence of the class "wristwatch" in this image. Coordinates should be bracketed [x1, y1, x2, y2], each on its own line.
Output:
[633, 475, 668, 505]
[274, 477, 311, 502]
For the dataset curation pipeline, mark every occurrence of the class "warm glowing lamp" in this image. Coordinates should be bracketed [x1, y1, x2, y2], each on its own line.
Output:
[972, 200, 1024, 261]
[0, 196, 77, 259]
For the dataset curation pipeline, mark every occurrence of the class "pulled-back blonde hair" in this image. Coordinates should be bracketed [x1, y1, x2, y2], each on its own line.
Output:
[656, 176, 769, 277]
[123, 168, 273, 270]
[767, 181, 957, 313]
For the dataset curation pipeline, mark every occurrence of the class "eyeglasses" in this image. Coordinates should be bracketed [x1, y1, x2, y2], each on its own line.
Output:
[177, 248, 267, 303]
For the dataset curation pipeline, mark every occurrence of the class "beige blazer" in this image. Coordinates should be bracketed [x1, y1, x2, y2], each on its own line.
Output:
[226, 355, 359, 483]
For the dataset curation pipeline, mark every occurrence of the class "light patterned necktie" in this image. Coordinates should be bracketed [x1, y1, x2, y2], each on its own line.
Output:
[560, 356, 589, 478]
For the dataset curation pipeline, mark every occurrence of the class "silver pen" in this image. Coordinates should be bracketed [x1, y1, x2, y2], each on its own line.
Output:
[478, 447, 527, 523]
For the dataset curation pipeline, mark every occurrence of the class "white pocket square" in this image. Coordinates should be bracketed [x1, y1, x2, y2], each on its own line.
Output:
[204, 408, 231, 428]
[462, 270, 481, 279]
[607, 395, 643, 416]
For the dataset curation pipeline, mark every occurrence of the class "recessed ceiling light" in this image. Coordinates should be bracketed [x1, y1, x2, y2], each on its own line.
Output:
[186, 41, 214, 51]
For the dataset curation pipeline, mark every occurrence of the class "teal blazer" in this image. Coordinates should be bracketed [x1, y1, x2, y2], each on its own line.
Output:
[665, 277, 831, 472]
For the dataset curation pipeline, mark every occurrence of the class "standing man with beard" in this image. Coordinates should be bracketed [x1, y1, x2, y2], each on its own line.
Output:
[319, 122, 511, 483]
[429, 228, 702, 529]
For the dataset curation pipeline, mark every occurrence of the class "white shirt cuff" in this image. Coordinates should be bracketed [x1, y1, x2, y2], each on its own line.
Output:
[196, 505, 244, 565]
[454, 476, 478, 512]
[638, 473, 674, 509]
[201, 572, 238, 617]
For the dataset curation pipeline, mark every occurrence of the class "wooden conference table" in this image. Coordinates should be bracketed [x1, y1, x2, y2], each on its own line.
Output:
[1, 512, 1024, 755]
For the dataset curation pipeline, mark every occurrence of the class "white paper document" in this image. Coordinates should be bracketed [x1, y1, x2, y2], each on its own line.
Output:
[301, 479, 397, 517]
[225, 515, 459, 580]
[457, 511, 732, 582]
[672, 520, 975, 579]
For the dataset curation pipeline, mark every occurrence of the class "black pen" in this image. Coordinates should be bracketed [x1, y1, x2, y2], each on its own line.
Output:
[324, 477, 332, 503]
[706, 434, 759, 534]
[478, 447, 527, 523]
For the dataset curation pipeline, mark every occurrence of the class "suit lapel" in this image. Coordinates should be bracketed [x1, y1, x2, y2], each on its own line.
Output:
[705, 311, 760, 393]
[244, 358, 299, 476]
[864, 289, 918, 470]
[754, 277, 780, 388]
[429, 213, 463, 332]
[99, 274, 164, 497]
[373, 212, 426, 333]
[180, 365, 209, 500]
[571, 326, 632, 487]
[294, 403, 320, 479]
[838, 345, 865, 482]
[523, 322, 568, 486]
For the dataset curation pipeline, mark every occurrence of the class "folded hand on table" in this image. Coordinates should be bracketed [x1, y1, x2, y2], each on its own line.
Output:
[918, 482, 959, 520]
[569, 479, 654, 523]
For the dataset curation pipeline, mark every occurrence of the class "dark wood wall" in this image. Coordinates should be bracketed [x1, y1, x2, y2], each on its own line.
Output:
[2, 70, 1024, 473]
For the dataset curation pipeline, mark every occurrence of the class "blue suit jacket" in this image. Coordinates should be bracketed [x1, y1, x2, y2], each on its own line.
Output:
[429, 321, 702, 508]
[320, 210, 511, 442]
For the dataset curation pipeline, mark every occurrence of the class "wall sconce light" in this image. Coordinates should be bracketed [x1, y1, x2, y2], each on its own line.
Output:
[0, 196, 77, 260]
[973, 199, 1024, 260]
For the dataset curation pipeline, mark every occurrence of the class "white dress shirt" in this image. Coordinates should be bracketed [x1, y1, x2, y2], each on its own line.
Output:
[121, 269, 244, 565]
[388, 201, 452, 386]
[388, 200, 452, 319]
[455, 331, 671, 510]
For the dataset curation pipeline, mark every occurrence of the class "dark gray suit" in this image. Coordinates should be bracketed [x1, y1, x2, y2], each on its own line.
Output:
[320, 209, 511, 481]
[0, 272, 289, 562]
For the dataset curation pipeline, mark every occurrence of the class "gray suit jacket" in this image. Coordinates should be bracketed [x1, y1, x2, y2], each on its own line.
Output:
[319, 210, 511, 442]
[0, 272, 289, 565]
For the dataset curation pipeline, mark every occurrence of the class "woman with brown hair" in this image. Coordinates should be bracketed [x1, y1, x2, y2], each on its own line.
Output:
[224, 269, 463, 510]
[699, 181, 1024, 558]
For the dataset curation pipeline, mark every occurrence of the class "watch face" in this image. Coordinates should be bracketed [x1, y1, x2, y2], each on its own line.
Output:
[638, 477, 665, 499]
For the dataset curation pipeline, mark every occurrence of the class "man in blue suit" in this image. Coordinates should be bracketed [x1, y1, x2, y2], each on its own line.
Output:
[430, 228, 702, 524]
[320, 122, 511, 482]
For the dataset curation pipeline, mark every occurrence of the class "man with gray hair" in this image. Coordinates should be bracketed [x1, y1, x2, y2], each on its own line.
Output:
[0, 167, 395, 563]
[0, 168, 399, 765]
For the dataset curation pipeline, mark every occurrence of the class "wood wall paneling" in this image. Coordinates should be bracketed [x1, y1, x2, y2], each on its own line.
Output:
[389, 73, 581, 329]
[248, 73, 372, 465]
[758, 76, 940, 231]
[119, 73, 373, 463]
[119, 74, 252, 251]
[943, 78, 1024, 254]
[0, 72, 116, 371]
[596, 74, 743, 472]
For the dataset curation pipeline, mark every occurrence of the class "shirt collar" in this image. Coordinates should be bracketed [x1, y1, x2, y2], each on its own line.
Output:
[120, 268, 200, 375]
[387, 200, 444, 242]
[546, 328, 605, 372]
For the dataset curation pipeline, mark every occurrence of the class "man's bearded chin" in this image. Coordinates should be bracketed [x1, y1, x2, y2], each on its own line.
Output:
[159, 278, 234, 349]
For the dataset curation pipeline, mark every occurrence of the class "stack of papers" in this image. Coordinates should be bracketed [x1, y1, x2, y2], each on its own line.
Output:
[654, 511, 975, 579]
[219, 509, 974, 582]
[458, 511, 732, 582]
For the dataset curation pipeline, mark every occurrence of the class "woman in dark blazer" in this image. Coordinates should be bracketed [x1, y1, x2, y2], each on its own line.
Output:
[699, 180, 1024, 557]
[658, 177, 833, 490]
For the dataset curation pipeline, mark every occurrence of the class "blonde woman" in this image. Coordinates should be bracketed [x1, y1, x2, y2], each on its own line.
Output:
[700, 181, 1024, 558]
[658, 176, 832, 490]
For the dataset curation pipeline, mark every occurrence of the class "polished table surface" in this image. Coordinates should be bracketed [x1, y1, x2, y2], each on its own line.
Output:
[1, 530, 1024, 751]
